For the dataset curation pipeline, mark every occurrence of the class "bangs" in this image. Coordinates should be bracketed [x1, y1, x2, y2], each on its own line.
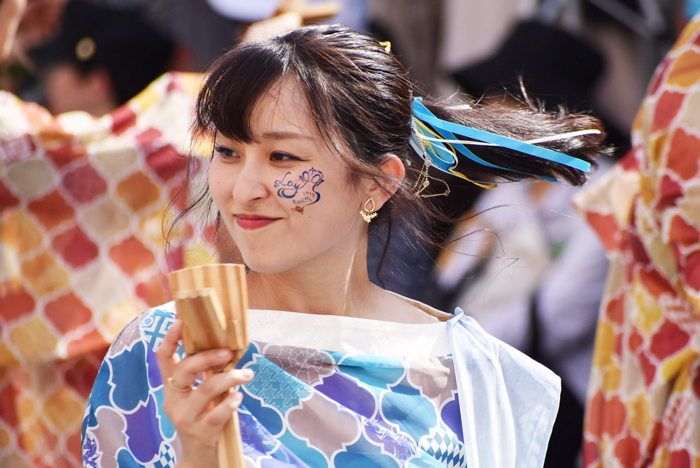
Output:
[194, 35, 350, 162]
[195, 41, 290, 142]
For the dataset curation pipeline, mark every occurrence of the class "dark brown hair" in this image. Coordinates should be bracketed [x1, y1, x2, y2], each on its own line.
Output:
[169, 24, 607, 267]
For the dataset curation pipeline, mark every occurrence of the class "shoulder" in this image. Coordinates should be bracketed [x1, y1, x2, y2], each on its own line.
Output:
[109, 301, 178, 357]
[85, 302, 178, 422]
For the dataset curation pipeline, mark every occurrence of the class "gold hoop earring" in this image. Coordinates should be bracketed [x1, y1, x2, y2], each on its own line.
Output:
[360, 197, 378, 223]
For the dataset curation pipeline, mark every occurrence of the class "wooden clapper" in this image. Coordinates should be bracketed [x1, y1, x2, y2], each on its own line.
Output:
[167, 264, 249, 468]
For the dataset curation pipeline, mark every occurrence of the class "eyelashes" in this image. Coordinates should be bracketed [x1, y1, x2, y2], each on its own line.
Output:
[214, 145, 303, 162]
[214, 145, 236, 158]
[270, 152, 302, 162]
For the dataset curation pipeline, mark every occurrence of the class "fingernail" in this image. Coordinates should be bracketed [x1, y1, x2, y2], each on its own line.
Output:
[231, 392, 243, 406]
[217, 349, 231, 359]
[242, 369, 254, 379]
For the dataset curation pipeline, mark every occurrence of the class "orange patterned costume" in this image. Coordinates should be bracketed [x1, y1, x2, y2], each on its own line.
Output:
[0, 72, 217, 467]
[575, 15, 700, 468]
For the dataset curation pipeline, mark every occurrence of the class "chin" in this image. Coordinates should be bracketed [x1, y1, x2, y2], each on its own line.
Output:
[239, 251, 296, 275]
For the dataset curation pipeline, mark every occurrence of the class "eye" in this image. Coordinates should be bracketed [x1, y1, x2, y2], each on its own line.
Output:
[270, 151, 301, 162]
[214, 145, 238, 159]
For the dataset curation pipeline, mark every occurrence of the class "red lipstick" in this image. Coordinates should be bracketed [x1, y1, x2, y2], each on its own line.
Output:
[235, 214, 278, 230]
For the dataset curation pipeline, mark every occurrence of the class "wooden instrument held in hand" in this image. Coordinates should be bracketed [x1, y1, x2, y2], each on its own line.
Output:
[167, 264, 249, 468]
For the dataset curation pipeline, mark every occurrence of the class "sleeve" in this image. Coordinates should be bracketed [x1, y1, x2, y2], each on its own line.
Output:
[81, 308, 180, 468]
[651, 45, 700, 311]
[448, 313, 560, 468]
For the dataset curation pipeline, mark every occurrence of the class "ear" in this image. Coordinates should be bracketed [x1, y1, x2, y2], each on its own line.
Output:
[367, 154, 405, 209]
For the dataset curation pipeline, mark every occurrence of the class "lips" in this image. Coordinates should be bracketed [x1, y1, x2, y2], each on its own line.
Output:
[235, 214, 279, 230]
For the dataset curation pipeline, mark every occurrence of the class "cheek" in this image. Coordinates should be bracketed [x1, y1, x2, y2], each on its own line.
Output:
[273, 167, 326, 215]
[207, 162, 230, 206]
[300, 184, 362, 233]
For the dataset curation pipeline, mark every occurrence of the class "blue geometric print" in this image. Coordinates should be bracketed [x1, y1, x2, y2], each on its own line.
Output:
[152, 444, 177, 468]
[141, 309, 175, 350]
[244, 355, 312, 414]
[82, 306, 467, 468]
[419, 423, 466, 468]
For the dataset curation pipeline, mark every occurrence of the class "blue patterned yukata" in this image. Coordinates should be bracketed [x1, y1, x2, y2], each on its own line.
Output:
[81, 300, 560, 468]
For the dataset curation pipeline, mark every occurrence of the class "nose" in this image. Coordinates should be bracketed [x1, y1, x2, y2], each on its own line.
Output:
[231, 156, 269, 205]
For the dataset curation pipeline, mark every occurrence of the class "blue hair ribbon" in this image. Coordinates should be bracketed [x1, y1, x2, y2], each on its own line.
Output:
[409, 118, 500, 188]
[410, 98, 592, 184]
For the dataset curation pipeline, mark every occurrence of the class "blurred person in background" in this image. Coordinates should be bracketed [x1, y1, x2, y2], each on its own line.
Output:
[575, 7, 700, 467]
[30, 0, 174, 116]
[442, 0, 690, 159]
[89, 0, 362, 72]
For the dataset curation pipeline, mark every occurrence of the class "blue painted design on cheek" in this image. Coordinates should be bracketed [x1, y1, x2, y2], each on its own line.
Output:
[274, 172, 298, 199]
[273, 168, 325, 214]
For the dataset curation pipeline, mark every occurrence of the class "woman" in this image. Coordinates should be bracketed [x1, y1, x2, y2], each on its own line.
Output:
[81, 24, 605, 468]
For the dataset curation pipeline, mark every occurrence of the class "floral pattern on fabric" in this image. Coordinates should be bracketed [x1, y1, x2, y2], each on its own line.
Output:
[574, 14, 700, 468]
[81, 305, 468, 468]
[0, 72, 218, 467]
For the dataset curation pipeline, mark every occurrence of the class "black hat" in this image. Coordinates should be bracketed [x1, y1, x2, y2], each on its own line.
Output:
[31, 0, 173, 105]
[453, 21, 605, 110]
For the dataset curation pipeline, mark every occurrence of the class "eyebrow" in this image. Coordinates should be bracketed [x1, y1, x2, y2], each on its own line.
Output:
[214, 131, 313, 147]
[260, 131, 313, 141]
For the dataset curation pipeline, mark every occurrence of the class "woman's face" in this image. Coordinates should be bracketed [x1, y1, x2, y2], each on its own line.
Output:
[208, 78, 369, 274]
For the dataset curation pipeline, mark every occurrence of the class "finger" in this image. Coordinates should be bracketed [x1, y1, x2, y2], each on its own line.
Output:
[0, 0, 26, 62]
[182, 369, 253, 417]
[155, 319, 184, 379]
[170, 348, 233, 386]
[200, 369, 254, 400]
[203, 391, 244, 430]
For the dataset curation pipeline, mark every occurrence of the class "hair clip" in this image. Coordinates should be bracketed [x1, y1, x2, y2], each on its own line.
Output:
[76, 37, 97, 61]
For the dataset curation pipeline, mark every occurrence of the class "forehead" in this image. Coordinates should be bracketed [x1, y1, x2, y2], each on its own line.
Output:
[248, 77, 316, 140]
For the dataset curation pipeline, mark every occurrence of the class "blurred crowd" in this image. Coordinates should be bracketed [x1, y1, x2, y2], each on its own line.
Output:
[0, 0, 699, 467]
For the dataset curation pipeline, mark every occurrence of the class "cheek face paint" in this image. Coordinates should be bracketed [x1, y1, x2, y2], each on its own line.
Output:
[273, 167, 324, 214]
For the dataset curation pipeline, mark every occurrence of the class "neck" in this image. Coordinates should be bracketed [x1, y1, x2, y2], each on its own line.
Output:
[246, 236, 381, 318]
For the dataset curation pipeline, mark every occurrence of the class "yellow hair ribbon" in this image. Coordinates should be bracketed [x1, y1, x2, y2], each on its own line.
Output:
[448, 169, 497, 189]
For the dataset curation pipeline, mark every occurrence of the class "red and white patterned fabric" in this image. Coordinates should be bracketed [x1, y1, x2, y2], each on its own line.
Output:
[575, 15, 700, 468]
[0, 72, 218, 467]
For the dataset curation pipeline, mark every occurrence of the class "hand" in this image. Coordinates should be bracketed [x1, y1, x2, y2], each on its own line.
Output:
[156, 320, 254, 468]
[14, 0, 68, 50]
[0, 0, 68, 65]
[0, 0, 26, 62]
